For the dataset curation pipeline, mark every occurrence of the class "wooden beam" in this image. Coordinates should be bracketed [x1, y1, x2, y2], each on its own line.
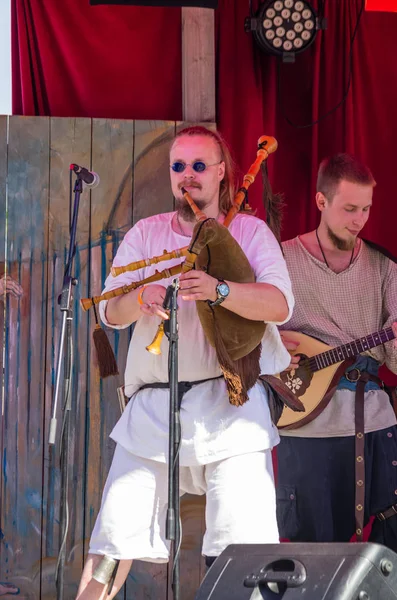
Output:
[182, 7, 216, 123]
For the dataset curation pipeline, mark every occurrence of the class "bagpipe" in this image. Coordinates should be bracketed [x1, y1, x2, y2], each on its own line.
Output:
[80, 135, 297, 408]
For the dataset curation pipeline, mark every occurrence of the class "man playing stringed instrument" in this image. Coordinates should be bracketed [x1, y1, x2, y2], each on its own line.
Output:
[277, 153, 397, 551]
[76, 126, 294, 599]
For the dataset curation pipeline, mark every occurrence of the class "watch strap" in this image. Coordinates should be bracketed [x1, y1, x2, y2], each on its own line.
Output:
[208, 280, 228, 307]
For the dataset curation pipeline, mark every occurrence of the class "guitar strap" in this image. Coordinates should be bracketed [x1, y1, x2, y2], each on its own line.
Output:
[362, 238, 397, 264]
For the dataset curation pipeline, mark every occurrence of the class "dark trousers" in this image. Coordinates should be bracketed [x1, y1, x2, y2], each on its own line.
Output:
[276, 426, 397, 553]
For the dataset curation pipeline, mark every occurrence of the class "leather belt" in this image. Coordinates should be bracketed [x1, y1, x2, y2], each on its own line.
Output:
[139, 375, 223, 407]
[345, 368, 383, 541]
[377, 503, 397, 521]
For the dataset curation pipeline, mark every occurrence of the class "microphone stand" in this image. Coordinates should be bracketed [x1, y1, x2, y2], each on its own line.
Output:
[164, 279, 181, 600]
[48, 173, 84, 600]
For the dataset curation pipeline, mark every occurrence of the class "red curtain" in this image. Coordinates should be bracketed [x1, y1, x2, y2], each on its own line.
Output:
[13, 0, 397, 249]
[216, 0, 397, 385]
[217, 0, 397, 248]
[12, 0, 397, 383]
[12, 1, 182, 120]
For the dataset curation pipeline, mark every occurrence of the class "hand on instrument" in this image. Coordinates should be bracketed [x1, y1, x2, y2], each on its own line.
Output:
[279, 331, 301, 371]
[0, 275, 23, 299]
[393, 322, 397, 349]
[179, 270, 218, 302]
[139, 284, 169, 320]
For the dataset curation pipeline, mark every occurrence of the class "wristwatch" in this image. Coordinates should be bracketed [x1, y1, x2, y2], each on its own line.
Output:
[209, 280, 230, 307]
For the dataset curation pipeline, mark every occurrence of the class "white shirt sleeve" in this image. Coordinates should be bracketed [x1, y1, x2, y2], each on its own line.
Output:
[98, 222, 145, 329]
[240, 217, 294, 325]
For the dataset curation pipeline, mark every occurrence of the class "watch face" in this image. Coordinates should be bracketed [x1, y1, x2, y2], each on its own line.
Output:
[218, 282, 230, 297]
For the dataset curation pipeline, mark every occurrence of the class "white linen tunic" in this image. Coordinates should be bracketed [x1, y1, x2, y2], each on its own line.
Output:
[99, 212, 294, 465]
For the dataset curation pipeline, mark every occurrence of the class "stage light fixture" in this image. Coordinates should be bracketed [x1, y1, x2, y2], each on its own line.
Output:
[245, 0, 320, 62]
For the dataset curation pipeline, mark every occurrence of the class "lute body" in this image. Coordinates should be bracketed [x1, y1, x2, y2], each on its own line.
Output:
[277, 327, 395, 429]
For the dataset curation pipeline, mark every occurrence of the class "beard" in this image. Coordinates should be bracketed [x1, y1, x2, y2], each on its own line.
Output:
[326, 225, 356, 251]
[175, 197, 207, 221]
[175, 183, 206, 222]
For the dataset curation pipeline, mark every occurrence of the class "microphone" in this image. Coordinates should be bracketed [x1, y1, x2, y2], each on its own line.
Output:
[70, 164, 100, 188]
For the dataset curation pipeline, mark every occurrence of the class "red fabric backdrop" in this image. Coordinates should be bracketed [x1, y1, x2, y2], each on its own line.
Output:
[12, 0, 397, 384]
[12, 1, 182, 120]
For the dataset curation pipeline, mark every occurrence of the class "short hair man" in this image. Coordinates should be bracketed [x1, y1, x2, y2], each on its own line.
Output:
[278, 153, 397, 549]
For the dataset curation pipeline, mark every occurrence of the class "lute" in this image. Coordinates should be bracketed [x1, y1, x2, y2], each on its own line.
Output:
[277, 327, 395, 429]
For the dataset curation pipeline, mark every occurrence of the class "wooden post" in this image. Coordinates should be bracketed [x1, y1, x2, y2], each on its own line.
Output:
[182, 7, 216, 123]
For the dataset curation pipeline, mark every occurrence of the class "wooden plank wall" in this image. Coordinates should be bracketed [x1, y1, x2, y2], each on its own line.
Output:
[0, 116, 211, 600]
[0, 117, 6, 596]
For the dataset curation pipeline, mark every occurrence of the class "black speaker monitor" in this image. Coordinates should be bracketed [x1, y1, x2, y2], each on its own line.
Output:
[195, 542, 397, 599]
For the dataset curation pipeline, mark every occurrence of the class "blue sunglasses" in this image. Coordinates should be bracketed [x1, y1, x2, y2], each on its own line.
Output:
[170, 160, 221, 173]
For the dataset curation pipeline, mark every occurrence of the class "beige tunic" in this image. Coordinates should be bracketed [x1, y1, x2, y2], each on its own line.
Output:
[279, 237, 397, 437]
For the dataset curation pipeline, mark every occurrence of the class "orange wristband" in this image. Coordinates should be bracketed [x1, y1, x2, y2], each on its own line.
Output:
[137, 285, 147, 306]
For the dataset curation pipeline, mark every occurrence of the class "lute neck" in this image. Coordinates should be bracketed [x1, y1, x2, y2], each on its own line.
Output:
[308, 327, 395, 373]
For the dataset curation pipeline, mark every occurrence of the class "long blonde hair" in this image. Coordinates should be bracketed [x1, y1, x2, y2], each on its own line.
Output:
[173, 126, 236, 215]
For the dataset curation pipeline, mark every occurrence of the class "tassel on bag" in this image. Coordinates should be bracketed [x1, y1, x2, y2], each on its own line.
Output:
[92, 304, 119, 378]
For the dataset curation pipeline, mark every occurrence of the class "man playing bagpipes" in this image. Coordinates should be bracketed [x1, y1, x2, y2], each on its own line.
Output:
[76, 126, 295, 599]
[277, 154, 397, 550]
